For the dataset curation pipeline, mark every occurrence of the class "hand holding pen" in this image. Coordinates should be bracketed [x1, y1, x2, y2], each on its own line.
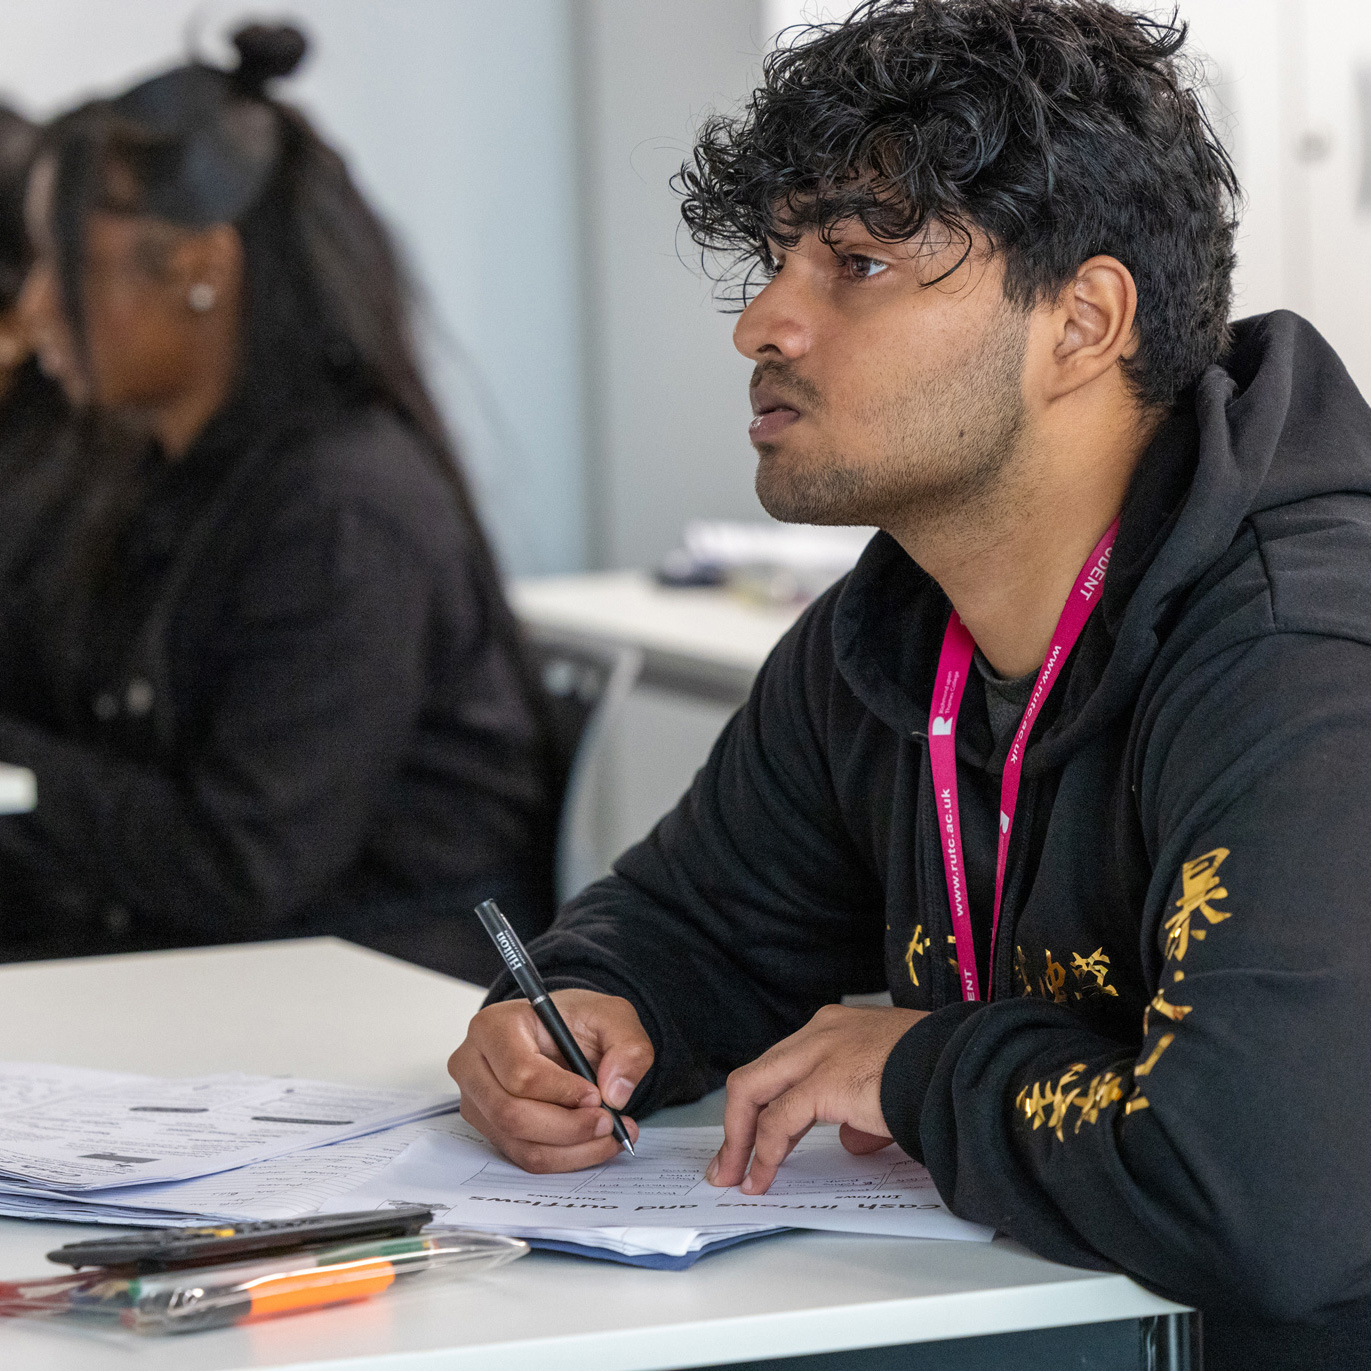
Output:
[471, 900, 638, 1157]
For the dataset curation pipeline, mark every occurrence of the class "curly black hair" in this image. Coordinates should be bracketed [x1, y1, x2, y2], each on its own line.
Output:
[675, 0, 1240, 409]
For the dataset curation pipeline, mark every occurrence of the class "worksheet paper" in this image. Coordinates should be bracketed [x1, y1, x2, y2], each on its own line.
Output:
[0, 1119, 785, 1262]
[0, 1112, 991, 1245]
[0, 1123, 423, 1223]
[316, 1117, 993, 1242]
[0, 1062, 144, 1115]
[0, 1062, 459, 1190]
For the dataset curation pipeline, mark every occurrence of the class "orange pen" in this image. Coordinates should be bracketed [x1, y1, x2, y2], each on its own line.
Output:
[149, 1252, 404, 1331]
[123, 1231, 528, 1335]
[3, 1229, 527, 1336]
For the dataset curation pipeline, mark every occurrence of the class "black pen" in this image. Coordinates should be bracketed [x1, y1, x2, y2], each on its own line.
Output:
[474, 899, 636, 1156]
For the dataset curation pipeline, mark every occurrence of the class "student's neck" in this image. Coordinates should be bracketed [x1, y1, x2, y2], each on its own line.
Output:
[891, 410, 1157, 680]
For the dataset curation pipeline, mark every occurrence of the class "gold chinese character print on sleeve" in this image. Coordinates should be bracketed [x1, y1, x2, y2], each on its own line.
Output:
[1014, 847, 1236, 1140]
[1070, 948, 1120, 998]
[1162, 847, 1231, 960]
[1014, 1061, 1131, 1140]
[1014, 945, 1121, 1002]
[904, 924, 928, 986]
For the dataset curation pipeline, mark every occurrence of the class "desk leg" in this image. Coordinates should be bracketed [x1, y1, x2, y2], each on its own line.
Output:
[1140, 1312, 1202, 1371]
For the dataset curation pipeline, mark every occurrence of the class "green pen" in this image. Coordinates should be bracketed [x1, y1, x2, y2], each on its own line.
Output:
[2, 1229, 527, 1335]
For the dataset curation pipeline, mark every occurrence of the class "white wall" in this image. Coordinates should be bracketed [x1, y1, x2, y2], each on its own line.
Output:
[1173, 0, 1289, 323]
[576, 0, 772, 571]
[1144, 0, 1371, 394]
[762, 1, 862, 41]
[0, 1, 587, 576]
[1293, 0, 1371, 391]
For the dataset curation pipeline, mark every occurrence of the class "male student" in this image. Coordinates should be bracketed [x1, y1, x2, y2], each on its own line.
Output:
[450, 2, 1371, 1364]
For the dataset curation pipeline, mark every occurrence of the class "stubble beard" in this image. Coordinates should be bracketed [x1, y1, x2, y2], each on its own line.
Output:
[754, 309, 1032, 542]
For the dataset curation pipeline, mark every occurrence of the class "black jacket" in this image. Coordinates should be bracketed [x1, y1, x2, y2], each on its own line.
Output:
[495, 313, 1371, 1368]
[0, 390, 555, 979]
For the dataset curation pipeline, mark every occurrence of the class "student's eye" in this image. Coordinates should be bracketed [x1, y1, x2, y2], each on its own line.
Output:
[838, 253, 889, 280]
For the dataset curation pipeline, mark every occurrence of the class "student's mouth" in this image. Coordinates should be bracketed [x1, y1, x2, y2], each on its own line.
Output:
[749, 381, 803, 444]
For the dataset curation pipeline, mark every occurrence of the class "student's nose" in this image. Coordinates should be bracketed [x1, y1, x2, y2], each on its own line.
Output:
[732, 269, 813, 362]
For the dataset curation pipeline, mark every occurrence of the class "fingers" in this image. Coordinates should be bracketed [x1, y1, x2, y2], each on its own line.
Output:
[708, 1044, 813, 1188]
[708, 1088, 760, 1189]
[595, 1032, 655, 1111]
[705, 1005, 920, 1191]
[461, 1044, 610, 1146]
[507, 1136, 624, 1172]
[448, 993, 650, 1175]
[483, 1017, 601, 1111]
[462, 1090, 635, 1172]
[555, 992, 654, 1110]
[740, 1088, 816, 1194]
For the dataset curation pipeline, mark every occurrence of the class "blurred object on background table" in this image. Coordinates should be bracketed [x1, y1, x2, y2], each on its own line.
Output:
[513, 568, 800, 704]
[0, 765, 34, 815]
[657, 520, 875, 606]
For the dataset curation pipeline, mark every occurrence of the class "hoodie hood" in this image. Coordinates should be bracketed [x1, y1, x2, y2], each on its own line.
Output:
[832, 310, 1371, 767]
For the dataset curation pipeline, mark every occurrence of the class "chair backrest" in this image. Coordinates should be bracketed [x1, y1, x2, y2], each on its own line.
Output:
[531, 636, 643, 903]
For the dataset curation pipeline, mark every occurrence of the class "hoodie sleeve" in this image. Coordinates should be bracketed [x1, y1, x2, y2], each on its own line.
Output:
[900, 631, 1371, 1324]
[487, 594, 888, 1114]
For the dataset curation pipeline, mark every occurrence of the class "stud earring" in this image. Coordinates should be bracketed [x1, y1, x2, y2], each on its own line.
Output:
[187, 283, 216, 312]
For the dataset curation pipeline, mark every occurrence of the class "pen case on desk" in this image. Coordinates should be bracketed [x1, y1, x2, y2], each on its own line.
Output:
[0, 1228, 527, 1335]
[48, 1205, 436, 1272]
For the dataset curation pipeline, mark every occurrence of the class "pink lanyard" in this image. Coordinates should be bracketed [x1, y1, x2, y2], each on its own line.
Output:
[927, 520, 1119, 1002]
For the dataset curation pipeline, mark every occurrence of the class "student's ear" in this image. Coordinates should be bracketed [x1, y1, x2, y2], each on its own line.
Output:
[1040, 255, 1139, 401]
[165, 224, 243, 318]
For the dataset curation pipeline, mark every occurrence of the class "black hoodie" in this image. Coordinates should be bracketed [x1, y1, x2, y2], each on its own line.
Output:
[493, 313, 1371, 1368]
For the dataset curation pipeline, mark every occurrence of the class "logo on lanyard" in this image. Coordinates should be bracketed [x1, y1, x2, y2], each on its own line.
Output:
[926, 520, 1119, 1003]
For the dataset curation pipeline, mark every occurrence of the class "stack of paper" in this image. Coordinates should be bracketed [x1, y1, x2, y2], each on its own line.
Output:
[0, 1062, 459, 1213]
[0, 1063, 993, 1268]
[311, 1119, 993, 1246]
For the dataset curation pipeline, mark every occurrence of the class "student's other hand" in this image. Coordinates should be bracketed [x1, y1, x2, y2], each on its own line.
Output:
[705, 1004, 927, 1195]
[448, 991, 651, 1172]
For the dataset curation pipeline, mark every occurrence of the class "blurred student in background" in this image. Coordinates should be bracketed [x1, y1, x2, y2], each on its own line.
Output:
[0, 24, 556, 983]
[0, 105, 71, 560]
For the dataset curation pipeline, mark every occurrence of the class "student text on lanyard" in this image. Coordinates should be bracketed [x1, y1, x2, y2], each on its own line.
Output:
[927, 519, 1119, 1003]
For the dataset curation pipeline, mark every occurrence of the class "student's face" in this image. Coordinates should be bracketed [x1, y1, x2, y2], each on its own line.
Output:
[19, 156, 219, 412]
[733, 221, 1031, 533]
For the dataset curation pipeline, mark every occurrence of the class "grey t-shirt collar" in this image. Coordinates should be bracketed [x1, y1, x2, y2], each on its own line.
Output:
[973, 648, 1038, 755]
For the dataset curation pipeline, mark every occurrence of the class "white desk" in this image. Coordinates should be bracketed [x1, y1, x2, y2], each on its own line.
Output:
[511, 571, 802, 704]
[0, 940, 1187, 1371]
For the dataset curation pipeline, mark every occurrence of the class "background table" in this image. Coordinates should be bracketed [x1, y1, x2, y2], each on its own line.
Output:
[0, 939, 1190, 1370]
[511, 573, 803, 883]
[511, 571, 801, 705]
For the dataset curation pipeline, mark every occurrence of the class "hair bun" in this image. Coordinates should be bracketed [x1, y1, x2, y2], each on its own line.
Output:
[231, 23, 308, 93]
